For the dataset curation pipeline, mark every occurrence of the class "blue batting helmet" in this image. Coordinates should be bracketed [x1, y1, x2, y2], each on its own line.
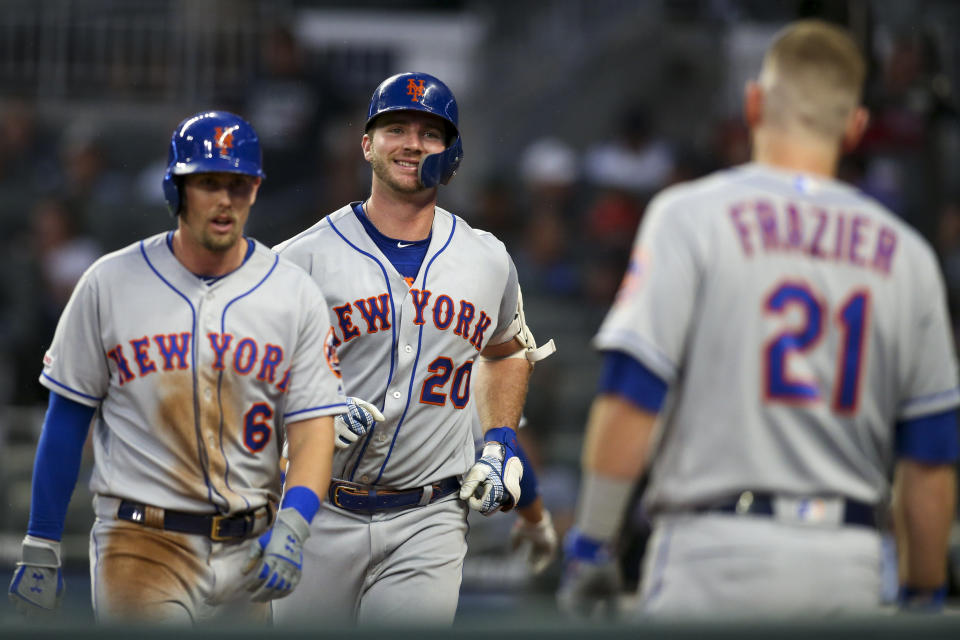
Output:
[365, 72, 463, 188]
[162, 111, 266, 216]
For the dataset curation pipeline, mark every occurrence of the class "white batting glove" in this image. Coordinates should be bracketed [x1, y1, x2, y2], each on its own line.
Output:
[510, 509, 558, 575]
[459, 440, 523, 515]
[334, 397, 384, 450]
[243, 508, 311, 602]
[8, 535, 64, 616]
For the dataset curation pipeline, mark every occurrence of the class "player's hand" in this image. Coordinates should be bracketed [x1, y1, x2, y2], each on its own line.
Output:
[556, 528, 621, 619]
[8, 535, 64, 616]
[510, 508, 558, 575]
[459, 427, 523, 515]
[243, 508, 311, 602]
[333, 397, 384, 450]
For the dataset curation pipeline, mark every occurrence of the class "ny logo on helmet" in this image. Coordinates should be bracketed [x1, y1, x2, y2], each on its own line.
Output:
[406, 79, 426, 103]
[214, 126, 236, 155]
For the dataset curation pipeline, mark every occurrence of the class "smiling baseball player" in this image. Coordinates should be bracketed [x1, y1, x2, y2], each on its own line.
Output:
[272, 72, 554, 625]
[8, 111, 346, 624]
[559, 20, 959, 618]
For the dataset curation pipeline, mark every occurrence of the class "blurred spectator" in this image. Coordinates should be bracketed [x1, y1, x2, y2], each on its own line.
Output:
[0, 100, 59, 193]
[936, 198, 960, 334]
[578, 106, 679, 307]
[469, 176, 524, 251]
[56, 121, 130, 211]
[514, 138, 582, 298]
[520, 137, 579, 207]
[858, 29, 953, 232]
[32, 198, 102, 310]
[0, 198, 100, 406]
[243, 24, 346, 244]
[583, 105, 676, 196]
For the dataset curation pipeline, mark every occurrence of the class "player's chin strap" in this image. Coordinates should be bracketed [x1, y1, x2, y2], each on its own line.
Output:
[510, 287, 556, 363]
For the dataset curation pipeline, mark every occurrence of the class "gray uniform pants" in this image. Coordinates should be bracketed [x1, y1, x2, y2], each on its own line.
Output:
[637, 513, 883, 618]
[274, 494, 469, 626]
[90, 495, 271, 625]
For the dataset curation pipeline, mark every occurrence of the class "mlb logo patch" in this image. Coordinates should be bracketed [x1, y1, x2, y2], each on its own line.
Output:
[796, 498, 826, 523]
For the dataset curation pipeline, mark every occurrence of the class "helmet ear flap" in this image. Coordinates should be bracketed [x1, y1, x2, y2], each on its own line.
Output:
[418, 136, 463, 188]
[162, 171, 181, 217]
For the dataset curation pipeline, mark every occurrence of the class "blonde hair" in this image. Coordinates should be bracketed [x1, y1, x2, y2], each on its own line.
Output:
[758, 19, 866, 140]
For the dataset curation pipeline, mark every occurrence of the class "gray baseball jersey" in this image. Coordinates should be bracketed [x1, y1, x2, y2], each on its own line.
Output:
[274, 203, 520, 489]
[596, 163, 960, 511]
[272, 203, 520, 624]
[40, 232, 345, 515]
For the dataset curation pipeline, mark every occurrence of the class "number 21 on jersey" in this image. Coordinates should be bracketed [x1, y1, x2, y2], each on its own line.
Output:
[763, 281, 870, 414]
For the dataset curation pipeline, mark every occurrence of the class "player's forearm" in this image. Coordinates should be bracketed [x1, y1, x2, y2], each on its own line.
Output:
[582, 394, 657, 479]
[518, 495, 545, 524]
[474, 355, 531, 432]
[284, 416, 335, 501]
[569, 394, 656, 543]
[893, 460, 957, 589]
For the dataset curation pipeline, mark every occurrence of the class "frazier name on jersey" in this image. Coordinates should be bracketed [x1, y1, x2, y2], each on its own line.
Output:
[729, 199, 898, 275]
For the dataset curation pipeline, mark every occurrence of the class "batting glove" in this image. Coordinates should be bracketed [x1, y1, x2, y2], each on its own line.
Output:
[8, 535, 64, 616]
[243, 508, 311, 602]
[459, 427, 523, 516]
[556, 528, 621, 619]
[334, 397, 384, 450]
[510, 508, 558, 575]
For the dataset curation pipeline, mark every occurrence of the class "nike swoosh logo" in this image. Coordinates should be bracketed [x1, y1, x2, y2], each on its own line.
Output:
[397, 242, 413, 248]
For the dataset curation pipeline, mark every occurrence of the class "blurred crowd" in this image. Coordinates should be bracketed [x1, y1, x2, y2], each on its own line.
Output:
[1, 20, 959, 427]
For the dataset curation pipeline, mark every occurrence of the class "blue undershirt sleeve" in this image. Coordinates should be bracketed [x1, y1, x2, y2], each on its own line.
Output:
[895, 409, 959, 464]
[27, 392, 97, 541]
[597, 350, 668, 413]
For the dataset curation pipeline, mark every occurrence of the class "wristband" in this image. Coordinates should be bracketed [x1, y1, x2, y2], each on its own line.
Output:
[563, 528, 612, 563]
[898, 584, 947, 612]
[280, 486, 321, 523]
[573, 472, 635, 540]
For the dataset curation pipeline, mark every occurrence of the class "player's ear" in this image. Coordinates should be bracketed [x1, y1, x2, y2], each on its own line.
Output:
[361, 133, 373, 162]
[248, 176, 262, 206]
[744, 80, 764, 130]
[841, 106, 869, 153]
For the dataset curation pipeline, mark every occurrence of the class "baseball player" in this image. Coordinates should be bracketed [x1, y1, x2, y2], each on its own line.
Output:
[272, 71, 555, 625]
[559, 20, 959, 618]
[8, 111, 347, 624]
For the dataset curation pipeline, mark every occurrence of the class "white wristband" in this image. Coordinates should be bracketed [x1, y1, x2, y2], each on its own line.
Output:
[573, 472, 635, 541]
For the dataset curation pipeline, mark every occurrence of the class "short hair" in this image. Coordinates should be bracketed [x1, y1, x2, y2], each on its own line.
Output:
[758, 19, 866, 140]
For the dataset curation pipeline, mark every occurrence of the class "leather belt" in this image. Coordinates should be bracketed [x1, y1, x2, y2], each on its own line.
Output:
[693, 491, 879, 528]
[116, 499, 273, 541]
[329, 477, 460, 513]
